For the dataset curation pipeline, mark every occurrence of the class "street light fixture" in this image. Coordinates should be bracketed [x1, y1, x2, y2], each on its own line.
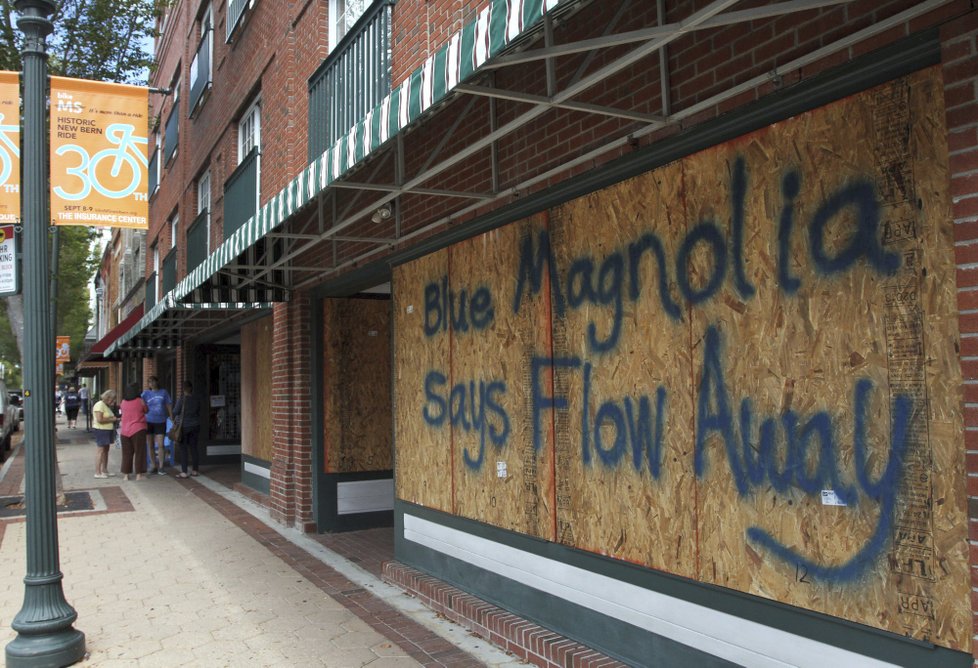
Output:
[6, 1, 86, 665]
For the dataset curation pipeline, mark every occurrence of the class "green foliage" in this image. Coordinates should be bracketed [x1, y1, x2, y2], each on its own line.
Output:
[55, 226, 100, 362]
[0, 0, 167, 84]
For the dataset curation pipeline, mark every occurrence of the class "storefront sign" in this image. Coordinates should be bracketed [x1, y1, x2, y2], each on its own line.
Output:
[50, 76, 149, 229]
[0, 224, 18, 296]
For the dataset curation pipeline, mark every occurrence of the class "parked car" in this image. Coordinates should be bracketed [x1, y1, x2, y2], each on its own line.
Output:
[0, 381, 18, 458]
[8, 389, 23, 429]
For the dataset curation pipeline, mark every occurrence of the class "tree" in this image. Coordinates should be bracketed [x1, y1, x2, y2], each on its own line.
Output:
[0, 0, 164, 84]
[0, 0, 163, 371]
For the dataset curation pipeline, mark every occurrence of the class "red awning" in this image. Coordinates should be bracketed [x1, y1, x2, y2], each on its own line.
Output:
[88, 305, 144, 358]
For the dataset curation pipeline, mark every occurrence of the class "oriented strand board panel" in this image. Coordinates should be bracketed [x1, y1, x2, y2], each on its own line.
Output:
[390, 66, 967, 652]
[684, 67, 966, 648]
[548, 164, 697, 575]
[450, 218, 555, 539]
[393, 250, 453, 511]
[322, 297, 393, 473]
[240, 316, 273, 461]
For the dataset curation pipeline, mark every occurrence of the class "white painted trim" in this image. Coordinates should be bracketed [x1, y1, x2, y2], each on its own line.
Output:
[337, 478, 394, 515]
[243, 461, 270, 479]
[207, 444, 241, 456]
[402, 514, 896, 668]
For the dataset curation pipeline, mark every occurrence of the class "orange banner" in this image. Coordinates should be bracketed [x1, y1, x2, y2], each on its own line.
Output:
[0, 72, 19, 225]
[56, 335, 71, 363]
[50, 77, 149, 229]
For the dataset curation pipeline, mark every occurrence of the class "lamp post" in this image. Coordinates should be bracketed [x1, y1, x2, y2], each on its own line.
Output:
[6, 1, 86, 665]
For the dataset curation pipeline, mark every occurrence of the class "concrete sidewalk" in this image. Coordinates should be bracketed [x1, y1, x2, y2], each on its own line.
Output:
[0, 416, 525, 667]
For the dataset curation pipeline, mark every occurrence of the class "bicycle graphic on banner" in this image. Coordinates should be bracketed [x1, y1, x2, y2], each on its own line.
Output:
[53, 123, 147, 201]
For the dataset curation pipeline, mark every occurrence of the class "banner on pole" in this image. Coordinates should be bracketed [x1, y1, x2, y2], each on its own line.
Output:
[0, 224, 18, 297]
[50, 77, 149, 229]
[0, 72, 19, 225]
[55, 336, 70, 364]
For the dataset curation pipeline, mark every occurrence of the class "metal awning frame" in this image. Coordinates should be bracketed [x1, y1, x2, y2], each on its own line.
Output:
[200, 0, 949, 298]
[118, 0, 954, 353]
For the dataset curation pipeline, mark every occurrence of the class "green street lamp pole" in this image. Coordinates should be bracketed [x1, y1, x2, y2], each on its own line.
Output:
[6, 1, 86, 665]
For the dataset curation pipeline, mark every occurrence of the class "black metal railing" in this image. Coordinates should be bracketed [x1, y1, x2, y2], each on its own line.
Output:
[186, 209, 209, 274]
[145, 271, 157, 310]
[164, 107, 178, 164]
[223, 147, 259, 237]
[148, 148, 158, 197]
[189, 28, 212, 115]
[307, 0, 393, 161]
[161, 249, 177, 295]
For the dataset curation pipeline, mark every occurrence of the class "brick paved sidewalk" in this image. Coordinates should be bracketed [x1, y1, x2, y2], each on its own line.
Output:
[0, 417, 525, 667]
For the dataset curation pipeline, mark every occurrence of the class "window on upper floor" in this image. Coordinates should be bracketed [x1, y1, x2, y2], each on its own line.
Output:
[188, 170, 211, 274]
[148, 130, 160, 197]
[227, 0, 259, 43]
[164, 74, 180, 165]
[238, 98, 260, 162]
[170, 213, 178, 250]
[190, 5, 213, 116]
[198, 170, 211, 248]
[330, 0, 369, 48]
[225, 98, 260, 237]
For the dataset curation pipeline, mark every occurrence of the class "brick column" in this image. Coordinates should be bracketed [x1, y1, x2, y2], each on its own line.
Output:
[942, 10, 978, 664]
[270, 294, 313, 528]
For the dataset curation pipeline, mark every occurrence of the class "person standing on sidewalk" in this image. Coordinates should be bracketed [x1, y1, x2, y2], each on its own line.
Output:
[173, 381, 202, 479]
[91, 389, 119, 478]
[79, 382, 91, 431]
[120, 383, 148, 481]
[63, 385, 81, 429]
[142, 376, 173, 474]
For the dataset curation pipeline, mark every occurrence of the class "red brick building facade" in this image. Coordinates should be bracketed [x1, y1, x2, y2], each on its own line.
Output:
[112, 0, 978, 664]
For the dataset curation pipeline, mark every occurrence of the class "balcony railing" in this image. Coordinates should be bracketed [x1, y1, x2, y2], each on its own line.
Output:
[226, 0, 257, 42]
[307, 0, 393, 161]
[145, 271, 157, 310]
[186, 209, 209, 274]
[164, 106, 178, 164]
[161, 249, 177, 295]
[189, 28, 212, 115]
[223, 147, 259, 237]
[148, 148, 159, 197]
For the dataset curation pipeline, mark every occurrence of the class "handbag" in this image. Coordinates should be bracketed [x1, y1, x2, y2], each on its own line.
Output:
[167, 398, 186, 443]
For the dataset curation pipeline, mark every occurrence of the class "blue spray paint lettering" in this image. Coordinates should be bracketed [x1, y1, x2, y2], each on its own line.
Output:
[694, 325, 912, 582]
[424, 275, 494, 337]
[510, 160, 899, 355]
[422, 369, 510, 470]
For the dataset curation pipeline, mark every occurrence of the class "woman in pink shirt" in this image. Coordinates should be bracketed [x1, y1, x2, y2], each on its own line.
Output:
[119, 383, 148, 480]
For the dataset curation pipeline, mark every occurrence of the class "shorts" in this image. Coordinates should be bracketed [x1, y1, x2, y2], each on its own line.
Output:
[146, 421, 167, 436]
[66, 407, 80, 420]
[94, 429, 114, 447]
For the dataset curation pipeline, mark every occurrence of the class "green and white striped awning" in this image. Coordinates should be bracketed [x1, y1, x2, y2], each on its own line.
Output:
[112, 0, 568, 354]
[173, 0, 565, 306]
[112, 0, 929, 354]
[104, 294, 274, 356]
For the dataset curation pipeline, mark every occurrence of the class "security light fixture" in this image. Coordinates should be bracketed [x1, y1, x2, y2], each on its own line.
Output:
[371, 202, 393, 223]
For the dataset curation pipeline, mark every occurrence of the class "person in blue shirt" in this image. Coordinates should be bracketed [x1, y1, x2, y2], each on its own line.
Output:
[141, 376, 173, 474]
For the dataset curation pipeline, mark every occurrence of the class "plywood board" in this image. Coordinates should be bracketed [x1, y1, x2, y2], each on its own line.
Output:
[393, 250, 453, 511]
[322, 297, 393, 473]
[390, 66, 967, 651]
[682, 68, 966, 649]
[450, 217, 555, 539]
[240, 316, 273, 461]
[548, 163, 697, 575]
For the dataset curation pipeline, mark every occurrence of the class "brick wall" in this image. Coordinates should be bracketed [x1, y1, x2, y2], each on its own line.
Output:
[269, 295, 314, 528]
[941, 10, 978, 665]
